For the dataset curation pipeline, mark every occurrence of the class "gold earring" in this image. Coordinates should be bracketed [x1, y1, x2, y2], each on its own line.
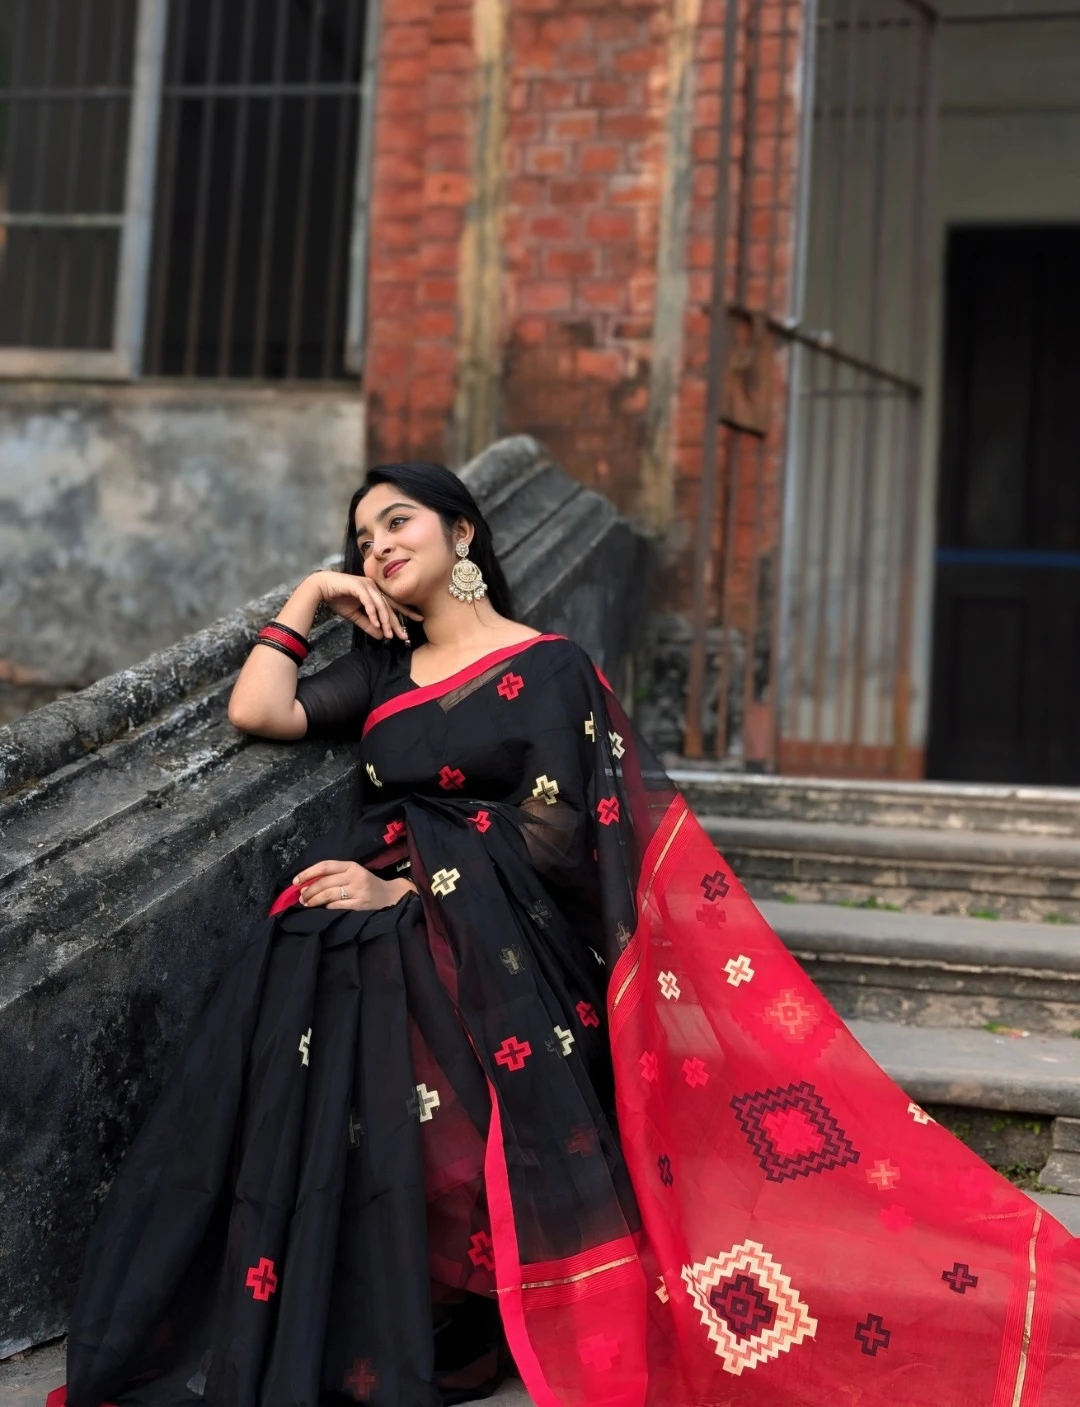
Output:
[449, 541, 487, 604]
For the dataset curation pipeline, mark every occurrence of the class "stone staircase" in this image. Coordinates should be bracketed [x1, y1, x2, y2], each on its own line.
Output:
[672, 770, 1080, 1202]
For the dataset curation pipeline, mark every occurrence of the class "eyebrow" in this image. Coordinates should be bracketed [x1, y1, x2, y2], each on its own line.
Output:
[354, 501, 415, 537]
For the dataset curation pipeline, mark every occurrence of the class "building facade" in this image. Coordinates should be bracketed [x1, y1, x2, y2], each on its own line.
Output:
[1, 0, 1077, 783]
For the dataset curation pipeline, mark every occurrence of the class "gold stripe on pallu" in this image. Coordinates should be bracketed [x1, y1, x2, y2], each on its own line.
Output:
[512, 1254, 639, 1293]
[611, 805, 690, 1016]
[1010, 1207, 1043, 1407]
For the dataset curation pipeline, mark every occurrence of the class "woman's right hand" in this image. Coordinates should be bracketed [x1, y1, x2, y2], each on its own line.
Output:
[308, 570, 424, 642]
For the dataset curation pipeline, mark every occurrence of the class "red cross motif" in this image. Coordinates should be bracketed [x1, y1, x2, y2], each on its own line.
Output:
[639, 1051, 659, 1082]
[469, 1230, 495, 1271]
[682, 1057, 709, 1088]
[497, 671, 525, 700]
[382, 819, 406, 846]
[467, 809, 491, 832]
[581, 1333, 620, 1370]
[597, 796, 620, 826]
[344, 1357, 378, 1400]
[866, 1159, 901, 1191]
[245, 1257, 278, 1301]
[494, 1036, 532, 1071]
[880, 1203, 914, 1233]
[576, 1000, 600, 1028]
[695, 903, 726, 928]
[438, 765, 465, 790]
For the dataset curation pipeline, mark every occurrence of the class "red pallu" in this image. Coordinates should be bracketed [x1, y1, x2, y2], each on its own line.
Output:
[476, 671, 1080, 1406]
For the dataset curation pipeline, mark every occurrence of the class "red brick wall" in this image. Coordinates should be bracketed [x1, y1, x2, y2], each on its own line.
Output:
[365, 0, 477, 466]
[499, 3, 667, 517]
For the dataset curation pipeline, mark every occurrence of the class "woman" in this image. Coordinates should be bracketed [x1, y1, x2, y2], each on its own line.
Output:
[52, 464, 1080, 1407]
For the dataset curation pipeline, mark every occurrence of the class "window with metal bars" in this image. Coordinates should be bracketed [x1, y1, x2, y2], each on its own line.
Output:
[0, 0, 376, 382]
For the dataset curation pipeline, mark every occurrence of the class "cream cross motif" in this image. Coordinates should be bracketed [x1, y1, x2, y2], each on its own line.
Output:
[907, 1101, 934, 1125]
[658, 970, 681, 1001]
[554, 1025, 575, 1056]
[724, 954, 755, 987]
[584, 713, 596, 740]
[532, 774, 560, 805]
[655, 1277, 669, 1304]
[431, 867, 460, 897]
[415, 1083, 441, 1122]
[365, 762, 383, 788]
[299, 1027, 311, 1066]
[608, 730, 625, 758]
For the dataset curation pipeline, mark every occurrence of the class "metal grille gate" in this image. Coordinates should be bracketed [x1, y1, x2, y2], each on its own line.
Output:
[684, 0, 940, 778]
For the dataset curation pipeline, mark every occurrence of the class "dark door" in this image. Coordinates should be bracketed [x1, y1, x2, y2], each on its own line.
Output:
[929, 226, 1080, 784]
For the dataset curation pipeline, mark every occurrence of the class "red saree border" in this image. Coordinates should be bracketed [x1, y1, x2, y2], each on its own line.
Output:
[362, 633, 568, 738]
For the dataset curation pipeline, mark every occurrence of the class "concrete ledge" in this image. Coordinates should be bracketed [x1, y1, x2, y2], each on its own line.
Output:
[849, 1020, 1080, 1117]
[0, 435, 650, 1356]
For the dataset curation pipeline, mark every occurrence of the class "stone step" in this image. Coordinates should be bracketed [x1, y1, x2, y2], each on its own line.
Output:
[761, 901, 1080, 1034]
[671, 769, 1080, 838]
[701, 815, 1080, 921]
[850, 1019, 1080, 1118]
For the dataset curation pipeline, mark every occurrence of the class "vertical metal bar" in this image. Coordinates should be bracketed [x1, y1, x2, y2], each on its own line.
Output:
[53, 0, 95, 347]
[2, 0, 29, 218]
[781, 0, 831, 751]
[114, 0, 168, 376]
[182, 0, 226, 377]
[743, 0, 794, 767]
[809, 0, 860, 766]
[253, 0, 290, 378]
[684, 0, 743, 758]
[286, 0, 328, 380]
[148, 0, 191, 374]
[715, 0, 765, 759]
[215, 0, 258, 376]
[891, 11, 939, 777]
[345, 0, 383, 375]
[88, 0, 129, 349]
[849, 14, 894, 764]
[322, 0, 364, 380]
[20, 0, 60, 344]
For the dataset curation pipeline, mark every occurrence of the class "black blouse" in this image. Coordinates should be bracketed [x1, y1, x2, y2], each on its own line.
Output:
[295, 643, 412, 738]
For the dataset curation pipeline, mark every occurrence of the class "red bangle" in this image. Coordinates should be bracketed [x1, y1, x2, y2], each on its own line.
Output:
[257, 623, 309, 662]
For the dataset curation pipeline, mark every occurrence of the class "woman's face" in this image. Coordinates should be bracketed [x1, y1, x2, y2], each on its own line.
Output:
[354, 482, 470, 606]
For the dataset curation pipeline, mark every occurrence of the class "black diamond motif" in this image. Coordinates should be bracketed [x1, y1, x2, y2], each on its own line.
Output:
[730, 1080, 860, 1183]
[709, 1273, 777, 1342]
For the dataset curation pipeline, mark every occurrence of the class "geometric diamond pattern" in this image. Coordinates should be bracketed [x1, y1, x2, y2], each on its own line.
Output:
[730, 1081, 860, 1183]
[762, 988, 820, 1041]
[681, 1239, 817, 1375]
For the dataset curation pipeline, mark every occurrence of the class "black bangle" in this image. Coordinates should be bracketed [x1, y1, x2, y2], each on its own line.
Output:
[268, 620, 310, 649]
[255, 636, 303, 664]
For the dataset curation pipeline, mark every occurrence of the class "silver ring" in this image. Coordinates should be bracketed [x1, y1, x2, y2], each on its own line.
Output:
[339, 885, 348, 901]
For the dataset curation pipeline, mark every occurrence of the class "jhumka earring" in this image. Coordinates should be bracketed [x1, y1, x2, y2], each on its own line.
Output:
[449, 541, 487, 604]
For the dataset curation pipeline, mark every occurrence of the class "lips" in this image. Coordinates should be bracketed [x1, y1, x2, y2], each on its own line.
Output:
[383, 559, 407, 579]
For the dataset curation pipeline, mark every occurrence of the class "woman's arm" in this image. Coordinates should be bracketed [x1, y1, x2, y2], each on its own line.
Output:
[227, 569, 418, 740]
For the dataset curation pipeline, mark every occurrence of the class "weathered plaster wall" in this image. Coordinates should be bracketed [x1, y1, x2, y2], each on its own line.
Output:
[0, 385, 365, 692]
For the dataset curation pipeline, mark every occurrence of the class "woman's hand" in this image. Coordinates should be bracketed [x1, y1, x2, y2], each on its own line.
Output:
[309, 570, 424, 642]
[293, 859, 417, 911]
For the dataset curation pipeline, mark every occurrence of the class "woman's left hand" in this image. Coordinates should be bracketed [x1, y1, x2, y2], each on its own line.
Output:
[293, 860, 415, 910]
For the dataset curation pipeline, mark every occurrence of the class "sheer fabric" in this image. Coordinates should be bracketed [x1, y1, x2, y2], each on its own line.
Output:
[52, 635, 1080, 1407]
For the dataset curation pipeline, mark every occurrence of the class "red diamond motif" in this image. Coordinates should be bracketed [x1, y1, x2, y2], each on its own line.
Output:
[468, 809, 491, 832]
[597, 796, 620, 826]
[497, 671, 524, 700]
[576, 1000, 600, 1028]
[382, 819, 406, 846]
[682, 1057, 709, 1088]
[344, 1358, 377, 1401]
[245, 1256, 278, 1301]
[469, 1229, 495, 1271]
[438, 765, 465, 790]
[494, 1036, 532, 1071]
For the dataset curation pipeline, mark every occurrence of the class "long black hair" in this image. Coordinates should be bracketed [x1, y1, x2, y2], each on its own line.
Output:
[340, 462, 515, 651]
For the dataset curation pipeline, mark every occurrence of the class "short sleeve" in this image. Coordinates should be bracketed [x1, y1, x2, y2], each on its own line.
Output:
[294, 647, 373, 738]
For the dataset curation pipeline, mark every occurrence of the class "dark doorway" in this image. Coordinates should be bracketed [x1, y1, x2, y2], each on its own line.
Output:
[929, 226, 1080, 785]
